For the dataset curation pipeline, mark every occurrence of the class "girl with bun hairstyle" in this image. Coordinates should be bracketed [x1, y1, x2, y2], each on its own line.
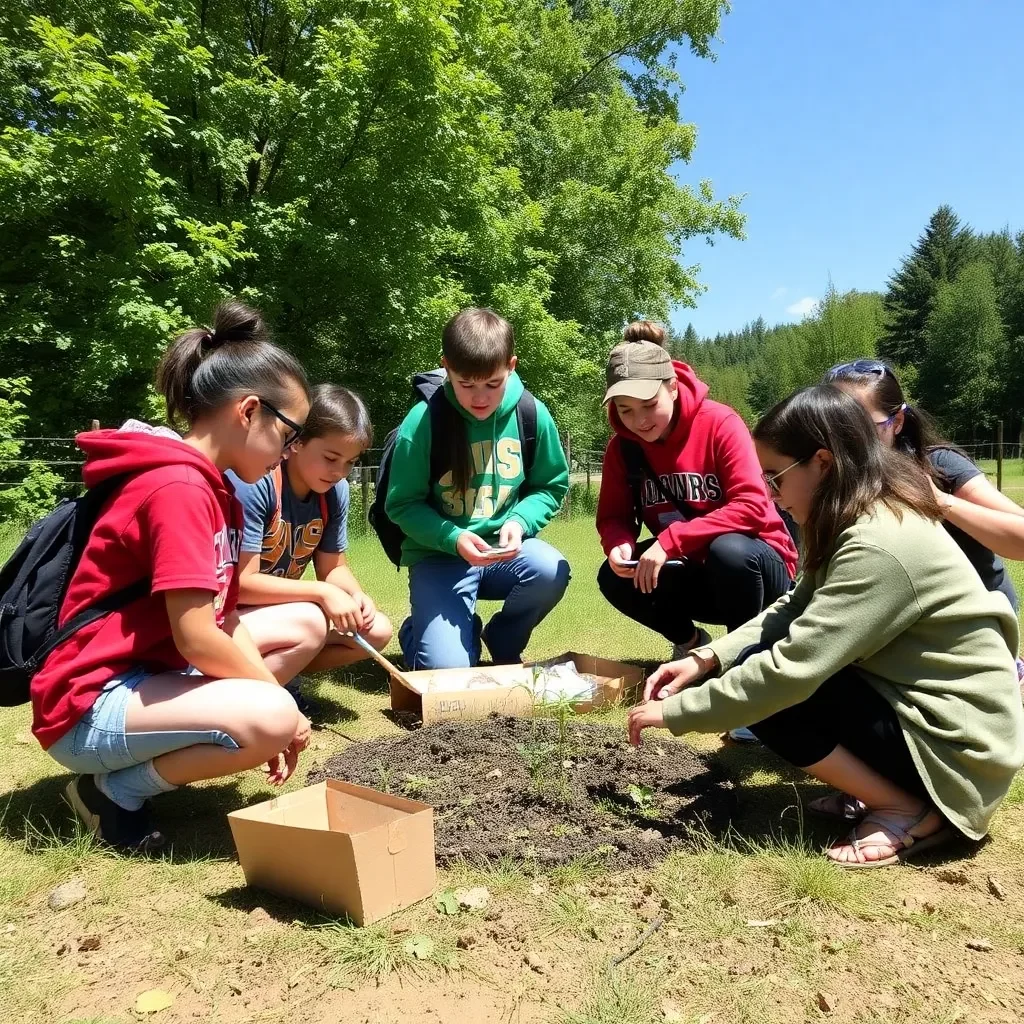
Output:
[32, 301, 314, 852]
[597, 320, 798, 663]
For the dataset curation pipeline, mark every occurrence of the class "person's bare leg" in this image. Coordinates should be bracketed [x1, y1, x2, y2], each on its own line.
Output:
[799, 744, 943, 864]
[123, 673, 299, 786]
[304, 612, 394, 672]
[237, 602, 329, 682]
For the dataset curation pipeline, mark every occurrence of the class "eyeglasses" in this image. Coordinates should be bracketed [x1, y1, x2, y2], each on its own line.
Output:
[824, 359, 889, 382]
[763, 458, 805, 496]
[259, 399, 303, 449]
[873, 403, 907, 431]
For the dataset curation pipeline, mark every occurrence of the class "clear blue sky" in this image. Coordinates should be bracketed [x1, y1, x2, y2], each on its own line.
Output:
[669, 0, 1024, 339]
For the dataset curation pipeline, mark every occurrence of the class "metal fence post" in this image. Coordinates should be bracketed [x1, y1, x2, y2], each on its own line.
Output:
[997, 420, 1004, 492]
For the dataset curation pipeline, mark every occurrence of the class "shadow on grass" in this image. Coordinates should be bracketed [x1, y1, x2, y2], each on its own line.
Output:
[210, 884, 337, 925]
[0, 770, 264, 862]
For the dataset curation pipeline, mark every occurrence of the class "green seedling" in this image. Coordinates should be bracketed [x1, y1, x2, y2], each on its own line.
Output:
[402, 773, 433, 797]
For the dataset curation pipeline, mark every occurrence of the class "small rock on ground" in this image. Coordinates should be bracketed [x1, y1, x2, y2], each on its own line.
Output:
[47, 880, 87, 912]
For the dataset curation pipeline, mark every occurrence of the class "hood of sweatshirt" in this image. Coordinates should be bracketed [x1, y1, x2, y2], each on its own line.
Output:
[607, 360, 710, 448]
[77, 426, 233, 503]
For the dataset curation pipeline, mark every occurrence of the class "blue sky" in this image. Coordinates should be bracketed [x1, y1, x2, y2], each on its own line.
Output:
[669, 1, 1024, 339]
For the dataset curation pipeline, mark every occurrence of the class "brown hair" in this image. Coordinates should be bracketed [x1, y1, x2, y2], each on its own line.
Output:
[442, 307, 515, 378]
[440, 307, 515, 492]
[822, 360, 965, 486]
[301, 384, 373, 447]
[753, 384, 941, 572]
[156, 300, 309, 428]
[623, 321, 666, 347]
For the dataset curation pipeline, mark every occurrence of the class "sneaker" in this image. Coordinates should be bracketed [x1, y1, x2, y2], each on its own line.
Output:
[64, 775, 166, 854]
[671, 627, 712, 662]
[285, 676, 314, 718]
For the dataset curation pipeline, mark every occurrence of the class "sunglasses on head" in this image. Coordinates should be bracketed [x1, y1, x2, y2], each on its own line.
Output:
[824, 359, 889, 382]
[259, 399, 303, 449]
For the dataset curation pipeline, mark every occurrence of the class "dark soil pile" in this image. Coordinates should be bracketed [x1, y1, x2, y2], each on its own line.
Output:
[310, 715, 736, 868]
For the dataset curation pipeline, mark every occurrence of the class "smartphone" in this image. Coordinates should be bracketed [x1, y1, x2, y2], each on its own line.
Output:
[482, 545, 516, 558]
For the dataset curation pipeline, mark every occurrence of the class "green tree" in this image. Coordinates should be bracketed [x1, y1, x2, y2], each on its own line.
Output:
[0, 0, 744, 451]
[879, 205, 976, 367]
[918, 262, 1004, 438]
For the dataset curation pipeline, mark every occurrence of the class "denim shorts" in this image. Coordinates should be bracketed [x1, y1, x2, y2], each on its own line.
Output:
[47, 667, 239, 775]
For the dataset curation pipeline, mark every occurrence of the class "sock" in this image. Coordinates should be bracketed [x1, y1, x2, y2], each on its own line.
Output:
[96, 760, 178, 812]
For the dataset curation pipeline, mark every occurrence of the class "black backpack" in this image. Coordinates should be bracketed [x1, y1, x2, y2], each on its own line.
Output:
[620, 439, 800, 549]
[369, 370, 539, 566]
[0, 476, 149, 706]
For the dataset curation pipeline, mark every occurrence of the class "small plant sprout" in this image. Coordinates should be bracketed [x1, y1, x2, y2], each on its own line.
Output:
[402, 773, 433, 797]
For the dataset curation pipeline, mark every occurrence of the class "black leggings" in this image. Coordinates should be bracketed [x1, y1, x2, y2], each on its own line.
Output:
[597, 533, 792, 642]
[740, 647, 929, 803]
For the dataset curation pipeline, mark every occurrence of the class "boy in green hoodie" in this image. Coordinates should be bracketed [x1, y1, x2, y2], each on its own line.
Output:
[386, 308, 570, 668]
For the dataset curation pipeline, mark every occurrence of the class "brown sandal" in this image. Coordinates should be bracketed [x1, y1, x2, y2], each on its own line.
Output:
[807, 791, 867, 822]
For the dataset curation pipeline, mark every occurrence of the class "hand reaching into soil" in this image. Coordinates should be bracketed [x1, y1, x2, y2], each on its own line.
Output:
[266, 713, 311, 785]
[644, 655, 708, 700]
[627, 701, 665, 746]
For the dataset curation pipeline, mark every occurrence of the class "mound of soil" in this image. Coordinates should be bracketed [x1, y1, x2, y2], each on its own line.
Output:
[310, 715, 736, 868]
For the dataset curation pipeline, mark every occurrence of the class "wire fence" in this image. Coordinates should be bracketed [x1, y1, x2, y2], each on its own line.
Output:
[2, 435, 1023, 518]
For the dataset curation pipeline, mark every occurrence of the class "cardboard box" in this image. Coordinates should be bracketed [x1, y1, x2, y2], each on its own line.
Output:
[389, 651, 644, 726]
[227, 779, 436, 925]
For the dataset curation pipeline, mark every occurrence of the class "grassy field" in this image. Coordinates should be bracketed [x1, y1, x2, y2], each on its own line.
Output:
[2, 516, 1024, 1023]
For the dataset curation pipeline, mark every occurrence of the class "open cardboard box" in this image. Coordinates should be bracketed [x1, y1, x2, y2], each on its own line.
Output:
[227, 779, 436, 925]
[389, 651, 645, 726]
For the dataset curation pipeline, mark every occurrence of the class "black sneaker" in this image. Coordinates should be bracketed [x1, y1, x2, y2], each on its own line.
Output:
[64, 775, 166, 854]
[285, 676, 314, 717]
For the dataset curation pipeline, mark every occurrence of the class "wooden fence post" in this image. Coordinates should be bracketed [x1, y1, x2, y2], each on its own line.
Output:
[564, 431, 572, 518]
[362, 466, 370, 526]
[997, 420, 1004, 493]
[585, 452, 591, 494]
[90, 419, 100, 431]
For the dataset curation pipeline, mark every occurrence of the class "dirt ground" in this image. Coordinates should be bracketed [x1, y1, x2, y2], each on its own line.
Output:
[311, 714, 737, 867]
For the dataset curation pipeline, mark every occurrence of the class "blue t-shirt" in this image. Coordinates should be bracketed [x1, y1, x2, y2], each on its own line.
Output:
[227, 468, 349, 579]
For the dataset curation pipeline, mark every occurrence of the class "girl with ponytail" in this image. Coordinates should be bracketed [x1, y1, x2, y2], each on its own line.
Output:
[823, 360, 1022, 614]
[32, 300, 315, 852]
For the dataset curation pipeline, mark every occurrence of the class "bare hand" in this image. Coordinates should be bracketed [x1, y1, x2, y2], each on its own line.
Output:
[354, 590, 377, 632]
[266, 713, 311, 786]
[627, 701, 665, 747]
[457, 530, 502, 567]
[644, 656, 706, 701]
[497, 519, 524, 555]
[319, 584, 362, 634]
[635, 539, 669, 594]
[608, 543, 635, 578]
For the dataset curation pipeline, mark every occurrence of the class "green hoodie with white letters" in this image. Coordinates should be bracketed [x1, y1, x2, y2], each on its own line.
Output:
[385, 371, 569, 566]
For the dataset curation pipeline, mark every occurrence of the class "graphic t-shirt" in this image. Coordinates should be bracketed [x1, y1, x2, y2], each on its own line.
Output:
[929, 447, 1018, 612]
[228, 467, 349, 578]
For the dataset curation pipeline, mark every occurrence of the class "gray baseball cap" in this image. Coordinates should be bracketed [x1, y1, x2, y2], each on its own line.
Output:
[603, 340, 674, 404]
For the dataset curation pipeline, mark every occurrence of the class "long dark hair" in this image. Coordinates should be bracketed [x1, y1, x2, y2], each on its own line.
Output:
[822, 360, 964, 484]
[156, 300, 309, 429]
[302, 384, 373, 446]
[440, 308, 515, 494]
[754, 385, 941, 572]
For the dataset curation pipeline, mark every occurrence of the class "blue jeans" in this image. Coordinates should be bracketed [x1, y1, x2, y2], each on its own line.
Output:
[399, 537, 571, 669]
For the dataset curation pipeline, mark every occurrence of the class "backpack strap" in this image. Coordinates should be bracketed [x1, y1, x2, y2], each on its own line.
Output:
[619, 439, 698, 527]
[427, 387, 458, 486]
[273, 463, 329, 529]
[33, 578, 151, 668]
[515, 390, 538, 479]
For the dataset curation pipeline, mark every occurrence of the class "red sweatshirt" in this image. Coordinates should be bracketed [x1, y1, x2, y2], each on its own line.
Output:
[31, 428, 242, 748]
[597, 361, 798, 575]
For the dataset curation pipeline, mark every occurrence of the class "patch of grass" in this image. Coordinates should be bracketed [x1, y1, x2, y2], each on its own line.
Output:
[554, 972, 661, 1024]
[444, 853, 532, 897]
[314, 920, 456, 986]
[538, 890, 613, 941]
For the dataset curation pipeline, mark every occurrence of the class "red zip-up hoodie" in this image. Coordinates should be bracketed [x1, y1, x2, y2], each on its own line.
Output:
[31, 428, 242, 748]
[597, 361, 798, 575]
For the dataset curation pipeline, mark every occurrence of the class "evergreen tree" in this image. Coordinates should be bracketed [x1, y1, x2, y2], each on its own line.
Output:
[880, 205, 976, 366]
[918, 262, 1004, 438]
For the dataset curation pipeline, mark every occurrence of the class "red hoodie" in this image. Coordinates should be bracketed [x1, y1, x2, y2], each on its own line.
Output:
[31, 429, 242, 748]
[597, 361, 799, 575]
